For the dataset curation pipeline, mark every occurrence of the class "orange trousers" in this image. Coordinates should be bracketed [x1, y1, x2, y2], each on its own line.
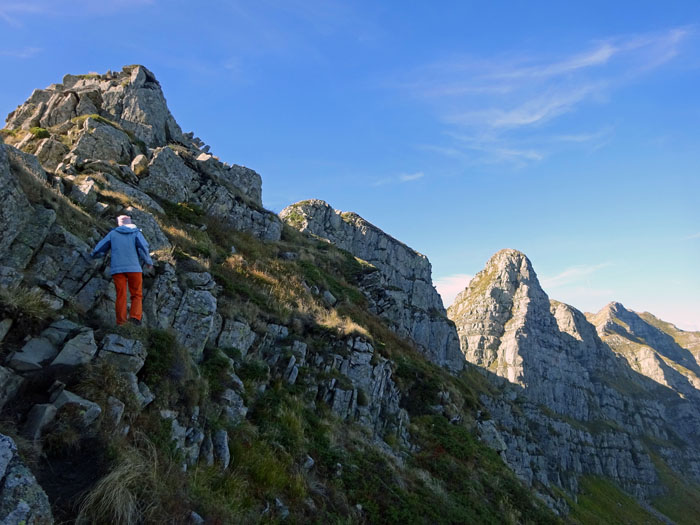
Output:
[113, 272, 143, 325]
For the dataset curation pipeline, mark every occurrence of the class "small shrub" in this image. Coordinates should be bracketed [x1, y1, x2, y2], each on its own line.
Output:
[29, 126, 50, 139]
[237, 359, 269, 382]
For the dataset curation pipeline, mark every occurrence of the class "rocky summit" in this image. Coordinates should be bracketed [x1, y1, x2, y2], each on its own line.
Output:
[0, 66, 698, 524]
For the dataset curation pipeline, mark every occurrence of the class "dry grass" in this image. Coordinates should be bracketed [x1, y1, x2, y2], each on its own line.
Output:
[151, 245, 176, 265]
[76, 433, 161, 525]
[0, 285, 55, 321]
[158, 220, 215, 258]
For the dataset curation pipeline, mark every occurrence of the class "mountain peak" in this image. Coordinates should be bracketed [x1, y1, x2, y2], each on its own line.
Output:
[5, 64, 184, 149]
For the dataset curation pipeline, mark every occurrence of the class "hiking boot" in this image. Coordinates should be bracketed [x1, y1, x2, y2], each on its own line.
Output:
[129, 318, 142, 326]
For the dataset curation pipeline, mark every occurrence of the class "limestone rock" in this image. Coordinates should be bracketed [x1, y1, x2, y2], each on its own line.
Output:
[219, 389, 247, 426]
[281, 200, 464, 371]
[0, 145, 34, 255]
[130, 153, 149, 176]
[0, 319, 12, 342]
[34, 137, 69, 172]
[28, 224, 97, 296]
[8, 337, 58, 371]
[98, 333, 147, 374]
[0, 433, 53, 524]
[102, 173, 165, 214]
[212, 429, 230, 469]
[69, 116, 134, 166]
[142, 263, 183, 329]
[106, 396, 125, 429]
[0, 367, 23, 411]
[51, 328, 98, 366]
[217, 319, 257, 356]
[69, 176, 97, 206]
[173, 289, 217, 362]
[53, 390, 102, 427]
[139, 146, 198, 203]
[448, 248, 700, 499]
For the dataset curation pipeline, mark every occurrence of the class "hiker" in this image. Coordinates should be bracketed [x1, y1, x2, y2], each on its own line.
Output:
[91, 215, 154, 326]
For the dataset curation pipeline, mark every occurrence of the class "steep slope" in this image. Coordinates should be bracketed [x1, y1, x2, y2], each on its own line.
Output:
[280, 199, 465, 371]
[0, 67, 561, 524]
[448, 249, 700, 513]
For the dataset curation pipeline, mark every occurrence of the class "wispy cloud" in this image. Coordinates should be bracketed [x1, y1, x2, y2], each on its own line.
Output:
[0, 47, 41, 59]
[373, 171, 425, 186]
[0, 0, 155, 26]
[398, 27, 691, 166]
[683, 232, 700, 240]
[435, 273, 473, 307]
[541, 263, 611, 289]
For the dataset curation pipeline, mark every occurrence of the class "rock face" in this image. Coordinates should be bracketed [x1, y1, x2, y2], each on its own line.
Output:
[280, 199, 464, 371]
[589, 302, 700, 396]
[449, 249, 700, 499]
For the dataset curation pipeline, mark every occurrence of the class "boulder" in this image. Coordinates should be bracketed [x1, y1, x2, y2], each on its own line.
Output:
[142, 263, 182, 329]
[29, 224, 97, 296]
[102, 173, 165, 214]
[199, 433, 214, 466]
[69, 176, 97, 207]
[0, 205, 56, 270]
[97, 333, 147, 374]
[53, 390, 102, 427]
[34, 137, 69, 172]
[106, 396, 126, 429]
[7, 337, 58, 371]
[139, 146, 198, 203]
[41, 318, 80, 346]
[51, 328, 98, 367]
[173, 289, 217, 362]
[217, 319, 257, 356]
[130, 153, 149, 176]
[69, 116, 133, 165]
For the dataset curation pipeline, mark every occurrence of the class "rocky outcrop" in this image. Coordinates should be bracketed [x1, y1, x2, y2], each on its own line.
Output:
[280, 199, 464, 371]
[0, 434, 53, 524]
[449, 249, 700, 499]
[4, 65, 280, 241]
[6, 65, 183, 148]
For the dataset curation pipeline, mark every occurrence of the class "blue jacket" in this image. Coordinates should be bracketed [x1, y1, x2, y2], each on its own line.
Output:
[91, 225, 153, 275]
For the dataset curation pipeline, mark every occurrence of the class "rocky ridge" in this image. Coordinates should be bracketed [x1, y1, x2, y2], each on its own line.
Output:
[448, 249, 700, 501]
[1, 64, 694, 523]
[0, 66, 565, 524]
[280, 199, 464, 372]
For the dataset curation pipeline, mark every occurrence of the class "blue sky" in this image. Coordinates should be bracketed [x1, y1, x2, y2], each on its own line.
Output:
[1, 1, 699, 330]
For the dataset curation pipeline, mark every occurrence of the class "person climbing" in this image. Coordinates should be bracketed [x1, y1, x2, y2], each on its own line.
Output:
[91, 215, 154, 326]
